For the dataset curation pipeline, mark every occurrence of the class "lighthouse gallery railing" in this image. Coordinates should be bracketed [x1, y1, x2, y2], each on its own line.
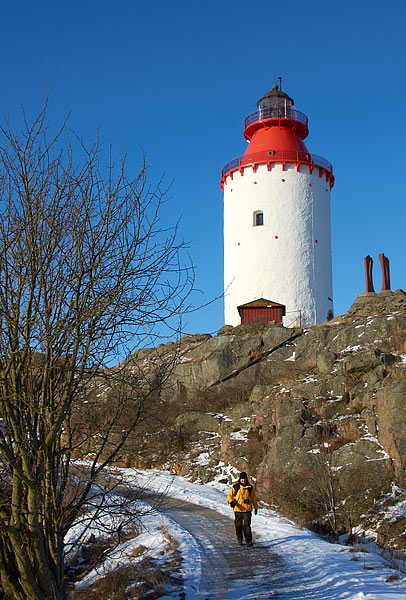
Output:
[221, 150, 334, 180]
[244, 106, 308, 130]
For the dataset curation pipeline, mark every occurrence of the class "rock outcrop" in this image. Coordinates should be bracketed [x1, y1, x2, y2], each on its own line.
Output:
[121, 291, 406, 542]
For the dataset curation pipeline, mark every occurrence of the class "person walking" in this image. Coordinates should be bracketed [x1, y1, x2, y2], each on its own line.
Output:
[227, 472, 258, 546]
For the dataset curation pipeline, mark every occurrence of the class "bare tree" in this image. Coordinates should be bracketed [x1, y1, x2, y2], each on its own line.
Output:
[307, 438, 341, 540]
[0, 102, 194, 599]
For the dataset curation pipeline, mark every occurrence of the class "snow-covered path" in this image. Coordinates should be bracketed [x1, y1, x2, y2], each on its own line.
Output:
[119, 469, 406, 600]
[156, 496, 285, 599]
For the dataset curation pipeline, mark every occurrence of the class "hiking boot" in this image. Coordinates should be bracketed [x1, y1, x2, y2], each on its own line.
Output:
[246, 541, 253, 547]
[237, 540, 243, 546]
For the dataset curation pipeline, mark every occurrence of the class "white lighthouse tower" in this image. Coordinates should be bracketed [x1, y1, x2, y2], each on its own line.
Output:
[222, 81, 334, 327]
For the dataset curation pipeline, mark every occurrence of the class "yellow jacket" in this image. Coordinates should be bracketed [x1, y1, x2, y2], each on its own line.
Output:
[227, 482, 258, 512]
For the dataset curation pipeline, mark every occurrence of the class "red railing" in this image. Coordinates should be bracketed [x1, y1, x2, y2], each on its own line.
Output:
[221, 149, 333, 180]
[244, 106, 308, 131]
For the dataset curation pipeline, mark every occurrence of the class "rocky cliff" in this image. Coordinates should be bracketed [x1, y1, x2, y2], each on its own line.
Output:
[122, 290, 406, 547]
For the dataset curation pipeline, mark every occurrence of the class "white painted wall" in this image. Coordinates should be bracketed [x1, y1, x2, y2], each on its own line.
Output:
[223, 163, 333, 327]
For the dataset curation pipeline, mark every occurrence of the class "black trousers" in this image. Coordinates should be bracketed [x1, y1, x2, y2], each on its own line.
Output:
[234, 511, 252, 543]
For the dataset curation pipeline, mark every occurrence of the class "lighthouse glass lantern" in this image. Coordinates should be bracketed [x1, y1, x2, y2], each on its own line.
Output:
[221, 82, 334, 328]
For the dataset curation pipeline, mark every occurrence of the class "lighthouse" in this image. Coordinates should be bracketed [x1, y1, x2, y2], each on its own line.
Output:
[221, 81, 334, 328]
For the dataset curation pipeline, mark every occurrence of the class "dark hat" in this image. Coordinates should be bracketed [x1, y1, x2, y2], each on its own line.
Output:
[239, 472, 248, 481]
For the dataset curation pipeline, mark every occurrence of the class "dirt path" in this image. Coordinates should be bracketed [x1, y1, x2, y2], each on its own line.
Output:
[155, 497, 305, 599]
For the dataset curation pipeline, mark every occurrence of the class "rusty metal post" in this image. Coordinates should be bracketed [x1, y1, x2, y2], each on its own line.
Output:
[379, 253, 391, 291]
[364, 255, 375, 292]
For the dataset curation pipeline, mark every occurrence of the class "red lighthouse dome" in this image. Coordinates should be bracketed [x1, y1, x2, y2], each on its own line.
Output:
[221, 82, 334, 191]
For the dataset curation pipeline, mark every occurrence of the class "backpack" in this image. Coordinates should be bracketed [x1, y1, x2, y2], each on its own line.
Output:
[232, 482, 253, 495]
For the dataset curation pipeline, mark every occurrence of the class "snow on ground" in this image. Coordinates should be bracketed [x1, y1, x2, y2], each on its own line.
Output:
[70, 502, 176, 591]
[114, 468, 406, 600]
[229, 429, 248, 441]
[65, 491, 184, 594]
[342, 345, 363, 353]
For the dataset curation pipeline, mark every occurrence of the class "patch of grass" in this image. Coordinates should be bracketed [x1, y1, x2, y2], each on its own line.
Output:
[386, 573, 400, 582]
[71, 556, 177, 600]
[80, 537, 111, 567]
[158, 526, 180, 555]
[130, 544, 147, 558]
[71, 564, 134, 599]
[349, 545, 368, 553]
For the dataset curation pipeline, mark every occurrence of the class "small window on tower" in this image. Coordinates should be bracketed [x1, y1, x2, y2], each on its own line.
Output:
[254, 211, 264, 226]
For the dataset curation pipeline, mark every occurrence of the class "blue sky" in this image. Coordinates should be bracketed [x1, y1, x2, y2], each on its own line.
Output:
[1, 1, 405, 335]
